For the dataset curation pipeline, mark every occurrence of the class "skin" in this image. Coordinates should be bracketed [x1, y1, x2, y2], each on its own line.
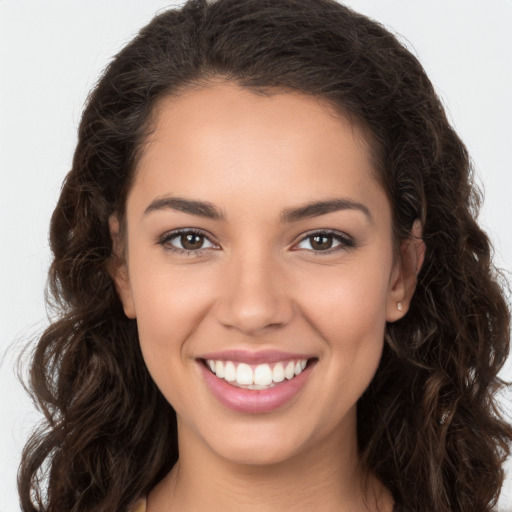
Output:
[112, 81, 424, 512]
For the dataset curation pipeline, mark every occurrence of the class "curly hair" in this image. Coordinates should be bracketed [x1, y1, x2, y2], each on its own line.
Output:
[18, 0, 511, 511]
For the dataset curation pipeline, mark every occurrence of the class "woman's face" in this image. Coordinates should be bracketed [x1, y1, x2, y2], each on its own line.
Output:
[114, 81, 410, 466]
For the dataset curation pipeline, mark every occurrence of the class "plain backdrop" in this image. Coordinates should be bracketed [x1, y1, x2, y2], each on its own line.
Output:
[1, 1, 511, 510]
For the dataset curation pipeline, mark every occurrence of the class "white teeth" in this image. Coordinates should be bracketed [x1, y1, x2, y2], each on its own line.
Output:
[236, 363, 254, 385]
[247, 384, 271, 390]
[224, 361, 236, 382]
[215, 360, 225, 379]
[284, 361, 295, 380]
[205, 358, 309, 388]
[272, 362, 285, 383]
[254, 364, 273, 386]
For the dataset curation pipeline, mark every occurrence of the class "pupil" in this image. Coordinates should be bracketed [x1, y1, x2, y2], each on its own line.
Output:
[181, 233, 203, 250]
[312, 235, 332, 250]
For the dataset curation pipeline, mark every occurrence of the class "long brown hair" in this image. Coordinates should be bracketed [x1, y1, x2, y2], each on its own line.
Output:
[18, 1, 511, 511]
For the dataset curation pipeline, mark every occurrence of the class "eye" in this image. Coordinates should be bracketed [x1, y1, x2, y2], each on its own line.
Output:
[293, 230, 354, 253]
[158, 229, 218, 255]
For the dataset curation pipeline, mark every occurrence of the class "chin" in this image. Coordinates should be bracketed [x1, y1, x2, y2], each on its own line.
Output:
[218, 443, 299, 467]
[199, 421, 308, 467]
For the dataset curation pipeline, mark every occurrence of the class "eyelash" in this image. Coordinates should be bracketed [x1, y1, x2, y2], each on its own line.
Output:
[293, 229, 355, 255]
[157, 228, 355, 257]
[157, 229, 217, 257]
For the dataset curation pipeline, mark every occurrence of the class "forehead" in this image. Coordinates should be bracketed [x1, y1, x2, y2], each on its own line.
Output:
[145, 81, 370, 159]
[130, 81, 388, 221]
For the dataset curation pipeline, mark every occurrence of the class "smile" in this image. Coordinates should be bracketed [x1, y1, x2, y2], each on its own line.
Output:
[206, 359, 308, 389]
[198, 354, 316, 414]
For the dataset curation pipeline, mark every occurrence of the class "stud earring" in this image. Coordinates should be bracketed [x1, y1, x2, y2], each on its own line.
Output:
[397, 302, 403, 312]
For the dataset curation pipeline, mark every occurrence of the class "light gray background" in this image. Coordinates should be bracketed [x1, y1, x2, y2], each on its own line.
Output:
[1, 1, 511, 510]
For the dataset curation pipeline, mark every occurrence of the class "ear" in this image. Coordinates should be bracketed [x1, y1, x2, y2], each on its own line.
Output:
[108, 215, 136, 319]
[386, 219, 425, 322]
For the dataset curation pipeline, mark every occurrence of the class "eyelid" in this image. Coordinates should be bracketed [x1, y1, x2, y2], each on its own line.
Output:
[157, 227, 355, 256]
[291, 229, 355, 254]
[157, 228, 220, 255]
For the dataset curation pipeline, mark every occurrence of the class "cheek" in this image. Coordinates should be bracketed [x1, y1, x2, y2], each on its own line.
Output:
[295, 257, 391, 405]
[280, 260, 392, 438]
[129, 269, 216, 413]
[126, 257, 217, 388]
[298, 259, 392, 345]
[132, 270, 212, 343]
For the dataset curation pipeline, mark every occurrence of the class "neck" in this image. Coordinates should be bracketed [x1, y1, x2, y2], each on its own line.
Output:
[148, 417, 393, 512]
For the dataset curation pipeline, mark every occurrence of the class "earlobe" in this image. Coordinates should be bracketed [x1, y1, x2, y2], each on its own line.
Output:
[108, 215, 137, 319]
[386, 219, 425, 322]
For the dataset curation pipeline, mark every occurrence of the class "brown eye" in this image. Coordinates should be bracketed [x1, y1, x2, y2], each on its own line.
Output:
[310, 234, 334, 251]
[180, 233, 204, 250]
[159, 229, 217, 254]
[294, 231, 354, 253]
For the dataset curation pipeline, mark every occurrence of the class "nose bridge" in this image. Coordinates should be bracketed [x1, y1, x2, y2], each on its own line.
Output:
[215, 244, 293, 335]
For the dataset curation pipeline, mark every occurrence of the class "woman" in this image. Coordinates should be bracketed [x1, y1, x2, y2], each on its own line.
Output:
[18, 0, 512, 511]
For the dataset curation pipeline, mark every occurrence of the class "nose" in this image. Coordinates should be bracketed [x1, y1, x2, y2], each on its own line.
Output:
[214, 252, 294, 336]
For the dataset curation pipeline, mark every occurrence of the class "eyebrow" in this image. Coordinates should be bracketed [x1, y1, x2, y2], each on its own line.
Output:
[144, 196, 225, 220]
[144, 196, 372, 223]
[280, 198, 372, 224]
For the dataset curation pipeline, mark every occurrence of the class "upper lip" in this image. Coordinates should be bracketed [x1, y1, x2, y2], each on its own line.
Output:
[198, 349, 315, 365]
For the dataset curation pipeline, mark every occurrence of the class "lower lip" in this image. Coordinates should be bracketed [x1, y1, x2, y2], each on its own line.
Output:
[199, 361, 315, 414]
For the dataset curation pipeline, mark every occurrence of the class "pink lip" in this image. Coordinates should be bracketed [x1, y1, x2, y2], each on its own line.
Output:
[199, 349, 313, 365]
[198, 358, 316, 414]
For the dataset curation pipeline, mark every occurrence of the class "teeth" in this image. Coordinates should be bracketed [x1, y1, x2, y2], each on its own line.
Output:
[284, 361, 295, 380]
[236, 363, 253, 385]
[254, 364, 273, 386]
[247, 383, 272, 390]
[206, 358, 309, 388]
[224, 361, 236, 382]
[215, 360, 225, 379]
[272, 362, 285, 383]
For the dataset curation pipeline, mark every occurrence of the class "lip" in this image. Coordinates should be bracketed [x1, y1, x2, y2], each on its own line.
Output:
[198, 356, 317, 414]
[198, 349, 313, 365]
